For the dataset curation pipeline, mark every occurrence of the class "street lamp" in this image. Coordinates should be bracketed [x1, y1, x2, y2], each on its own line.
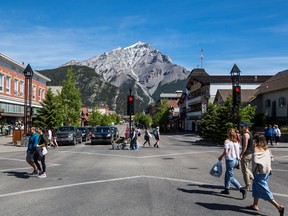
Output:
[230, 64, 241, 129]
[23, 64, 34, 136]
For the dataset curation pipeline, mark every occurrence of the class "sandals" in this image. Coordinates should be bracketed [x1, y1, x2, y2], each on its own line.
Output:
[245, 205, 258, 211]
[279, 207, 285, 216]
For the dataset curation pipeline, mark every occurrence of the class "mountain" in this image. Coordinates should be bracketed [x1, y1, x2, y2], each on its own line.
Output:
[66, 41, 190, 103]
[42, 42, 190, 114]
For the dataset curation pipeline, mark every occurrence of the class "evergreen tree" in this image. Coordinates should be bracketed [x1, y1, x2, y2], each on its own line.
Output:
[33, 88, 62, 129]
[59, 67, 82, 126]
[88, 109, 102, 126]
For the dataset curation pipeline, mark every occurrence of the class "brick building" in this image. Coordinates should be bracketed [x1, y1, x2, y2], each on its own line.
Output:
[0, 53, 50, 130]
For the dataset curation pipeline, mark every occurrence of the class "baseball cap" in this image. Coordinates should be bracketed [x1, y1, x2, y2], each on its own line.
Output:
[239, 122, 250, 127]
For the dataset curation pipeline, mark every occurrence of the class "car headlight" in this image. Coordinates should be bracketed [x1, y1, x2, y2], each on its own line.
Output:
[107, 134, 111, 137]
[68, 134, 73, 138]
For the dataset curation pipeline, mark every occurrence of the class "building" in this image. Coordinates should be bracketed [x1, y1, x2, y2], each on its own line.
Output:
[0, 53, 50, 129]
[184, 68, 271, 132]
[251, 70, 288, 124]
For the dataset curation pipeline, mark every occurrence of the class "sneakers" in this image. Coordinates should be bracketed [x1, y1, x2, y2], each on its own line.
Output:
[240, 187, 247, 199]
[38, 173, 47, 178]
[28, 170, 39, 176]
[220, 189, 230, 195]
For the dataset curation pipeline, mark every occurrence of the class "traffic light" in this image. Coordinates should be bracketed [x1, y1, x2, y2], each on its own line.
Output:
[127, 95, 134, 115]
[233, 86, 241, 106]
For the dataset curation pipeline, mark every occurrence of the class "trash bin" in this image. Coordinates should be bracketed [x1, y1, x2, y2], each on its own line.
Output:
[13, 129, 23, 145]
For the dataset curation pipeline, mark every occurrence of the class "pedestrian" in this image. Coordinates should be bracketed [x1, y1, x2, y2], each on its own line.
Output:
[26, 127, 40, 176]
[153, 126, 160, 148]
[35, 127, 49, 178]
[143, 128, 151, 147]
[246, 134, 285, 216]
[265, 125, 273, 146]
[47, 128, 54, 148]
[240, 122, 254, 191]
[52, 129, 59, 148]
[273, 125, 281, 146]
[130, 127, 138, 150]
[218, 128, 247, 199]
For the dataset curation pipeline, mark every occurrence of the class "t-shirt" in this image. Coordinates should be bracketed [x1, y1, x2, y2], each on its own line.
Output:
[224, 140, 240, 160]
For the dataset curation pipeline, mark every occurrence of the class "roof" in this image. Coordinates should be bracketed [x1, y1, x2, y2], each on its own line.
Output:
[255, 70, 288, 95]
[216, 89, 257, 103]
[0, 53, 51, 82]
[192, 75, 271, 85]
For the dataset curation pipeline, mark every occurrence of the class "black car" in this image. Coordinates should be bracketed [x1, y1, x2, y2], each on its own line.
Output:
[78, 127, 90, 142]
[110, 126, 119, 140]
[91, 126, 114, 145]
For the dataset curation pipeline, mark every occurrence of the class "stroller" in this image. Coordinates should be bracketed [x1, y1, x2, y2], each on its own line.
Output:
[111, 137, 128, 150]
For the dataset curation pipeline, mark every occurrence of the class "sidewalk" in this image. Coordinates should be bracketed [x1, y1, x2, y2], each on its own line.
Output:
[0, 135, 26, 153]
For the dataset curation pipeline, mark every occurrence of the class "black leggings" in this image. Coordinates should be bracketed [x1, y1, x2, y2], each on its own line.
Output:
[34, 154, 46, 173]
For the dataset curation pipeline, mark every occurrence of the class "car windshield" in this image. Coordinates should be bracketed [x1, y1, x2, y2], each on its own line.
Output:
[78, 128, 86, 132]
[95, 128, 110, 133]
[58, 127, 74, 132]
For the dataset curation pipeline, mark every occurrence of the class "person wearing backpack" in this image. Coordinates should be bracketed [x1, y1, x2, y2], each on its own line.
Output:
[153, 126, 160, 148]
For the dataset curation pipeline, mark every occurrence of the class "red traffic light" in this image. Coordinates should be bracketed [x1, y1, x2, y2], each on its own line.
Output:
[235, 87, 240, 93]
[128, 96, 133, 102]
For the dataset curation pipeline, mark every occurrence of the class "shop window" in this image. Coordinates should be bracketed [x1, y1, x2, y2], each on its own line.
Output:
[265, 99, 271, 108]
[279, 97, 286, 107]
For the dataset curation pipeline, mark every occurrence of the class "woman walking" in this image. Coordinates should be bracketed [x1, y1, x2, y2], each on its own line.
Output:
[218, 128, 247, 199]
[246, 134, 284, 215]
[35, 127, 49, 178]
[143, 128, 151, 147]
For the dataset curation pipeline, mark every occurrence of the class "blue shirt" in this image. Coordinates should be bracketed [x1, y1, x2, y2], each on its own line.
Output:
[27, 132, 40, 154]
[265, 128, 273, 136]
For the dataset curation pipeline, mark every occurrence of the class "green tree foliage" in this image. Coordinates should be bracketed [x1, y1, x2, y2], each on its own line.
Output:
[100, 115, 112, 126]
[88, 110, 102, 126]
[134, 112, 152, 128]
[59, 67, 82, 126]
[198, 94, 256, 144]
[33, 88, 62, 129]
[152, 99, 170, 130]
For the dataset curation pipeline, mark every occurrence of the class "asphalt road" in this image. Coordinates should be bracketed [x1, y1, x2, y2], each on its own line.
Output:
[0, 125, 287, 216]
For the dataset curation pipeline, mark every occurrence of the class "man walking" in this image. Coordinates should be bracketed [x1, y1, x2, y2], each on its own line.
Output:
[240, 122, 254, 191]
[26, 127, 40, 175]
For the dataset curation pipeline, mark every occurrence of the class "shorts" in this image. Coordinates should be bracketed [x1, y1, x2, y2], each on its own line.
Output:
[26, 152, 35, 162]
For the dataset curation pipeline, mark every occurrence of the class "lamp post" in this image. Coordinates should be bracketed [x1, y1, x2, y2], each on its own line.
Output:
[230, 64, 241, 129]
[23, 64, 34, 136]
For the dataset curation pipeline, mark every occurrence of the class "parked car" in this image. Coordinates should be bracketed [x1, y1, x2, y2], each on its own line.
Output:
[78, 127, 90, 142]
[56, 126, 82, 145]
[110, 126, 119, 140]
[91, 126, 114, 145]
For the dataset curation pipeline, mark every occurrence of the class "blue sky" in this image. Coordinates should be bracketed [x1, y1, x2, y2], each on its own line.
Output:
[1, 0, 288, 75]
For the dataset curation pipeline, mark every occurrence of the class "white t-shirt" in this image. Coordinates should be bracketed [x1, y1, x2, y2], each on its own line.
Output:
[48, 129, 52, 140]
[224, 140, 240, 160]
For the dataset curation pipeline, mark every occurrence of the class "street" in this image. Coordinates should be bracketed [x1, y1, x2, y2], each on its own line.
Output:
[0, 125, 287, 216]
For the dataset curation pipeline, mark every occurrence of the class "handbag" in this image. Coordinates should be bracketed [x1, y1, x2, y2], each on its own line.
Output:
[209, 161, 222, 177]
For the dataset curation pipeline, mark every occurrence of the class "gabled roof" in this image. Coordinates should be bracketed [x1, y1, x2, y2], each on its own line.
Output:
[255, 70, 288, 95]
[216, 89, 257, 104]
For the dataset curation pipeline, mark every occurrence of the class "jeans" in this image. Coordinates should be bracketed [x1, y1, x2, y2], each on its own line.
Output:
[225, 159, 241, 190]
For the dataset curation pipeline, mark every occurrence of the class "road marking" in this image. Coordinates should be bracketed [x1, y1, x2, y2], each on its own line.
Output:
[58, 150, 217, 159]
[137, 151, 217, 159]
[0, 175, 143, 198]
[0, 175, 287, 199]
[272, 169, 288, 173]
[0, 163, 60, 172]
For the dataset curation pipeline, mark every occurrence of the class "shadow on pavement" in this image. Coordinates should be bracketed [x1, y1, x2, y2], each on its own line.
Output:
[3, 171, 30, 179]
[195, 202, 268, 216]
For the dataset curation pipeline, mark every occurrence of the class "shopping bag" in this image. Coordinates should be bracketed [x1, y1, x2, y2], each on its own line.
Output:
[42, 147, 48, 155]
[209, 161, 222, 177]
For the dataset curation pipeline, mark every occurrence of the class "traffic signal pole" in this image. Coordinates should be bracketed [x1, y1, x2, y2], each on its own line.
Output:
[129, 88, 132, 133]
